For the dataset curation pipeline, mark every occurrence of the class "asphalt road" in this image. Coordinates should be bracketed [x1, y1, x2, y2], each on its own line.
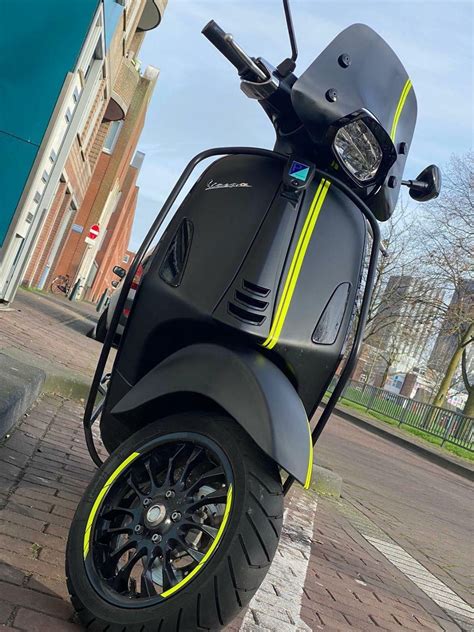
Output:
[316, 414, 474, 605]
[15, 288, 98, 335]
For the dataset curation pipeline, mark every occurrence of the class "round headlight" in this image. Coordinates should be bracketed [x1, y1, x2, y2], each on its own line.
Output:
[333, 120, 383, 183]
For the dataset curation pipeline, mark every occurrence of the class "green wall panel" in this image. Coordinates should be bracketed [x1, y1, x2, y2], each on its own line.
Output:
[0, 0, 99, 245]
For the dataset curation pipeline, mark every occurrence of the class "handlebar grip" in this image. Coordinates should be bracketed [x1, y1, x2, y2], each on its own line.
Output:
[202, 20, 249, 76]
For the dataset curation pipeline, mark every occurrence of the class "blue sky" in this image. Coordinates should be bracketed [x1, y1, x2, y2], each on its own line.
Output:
[130, 0, 473, 250]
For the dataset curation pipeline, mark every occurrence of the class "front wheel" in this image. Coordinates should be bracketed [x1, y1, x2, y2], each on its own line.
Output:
[66, 413, 283, 631]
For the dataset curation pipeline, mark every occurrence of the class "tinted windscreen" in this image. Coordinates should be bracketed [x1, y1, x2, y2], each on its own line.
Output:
[292, 24, 417, 219]
[292, 23, 416, 146]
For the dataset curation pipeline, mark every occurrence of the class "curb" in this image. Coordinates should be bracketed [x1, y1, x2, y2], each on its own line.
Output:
[0, 352, 45, 438]
[1, 347, 91, 402]
[43, 373, 90, 401]
[309, 464, 343, 497]
[334, 405, 474, 482]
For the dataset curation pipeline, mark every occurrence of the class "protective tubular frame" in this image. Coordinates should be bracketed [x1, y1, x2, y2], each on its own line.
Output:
[82, 146, 380, 497]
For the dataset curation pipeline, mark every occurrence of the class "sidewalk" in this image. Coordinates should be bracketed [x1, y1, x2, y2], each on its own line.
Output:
[0, 395, 470, 631]
[0, 289, 114, 400]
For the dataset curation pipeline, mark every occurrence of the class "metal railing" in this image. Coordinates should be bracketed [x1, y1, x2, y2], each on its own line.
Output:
[327, 378, 474, 451]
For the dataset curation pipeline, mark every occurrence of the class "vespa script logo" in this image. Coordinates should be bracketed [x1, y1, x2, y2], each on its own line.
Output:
[205, 179, 253, 192]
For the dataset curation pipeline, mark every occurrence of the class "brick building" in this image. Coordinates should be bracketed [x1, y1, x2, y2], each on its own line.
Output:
[2, 0, 167, 303]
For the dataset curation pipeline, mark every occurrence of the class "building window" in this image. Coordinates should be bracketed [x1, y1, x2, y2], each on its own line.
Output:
[33, 191, 41, 203]
[65, 107, 72, 124]
[49, 149, 57, 163]
[41, 170, 49, 183]
[123, 254, 130, 264]
[103, 120, 123, 153]
[26, 212, 34, 224]
[72, 86, 80, 103]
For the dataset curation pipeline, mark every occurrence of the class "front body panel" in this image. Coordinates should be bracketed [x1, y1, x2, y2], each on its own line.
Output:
[101, 153, 366, 443]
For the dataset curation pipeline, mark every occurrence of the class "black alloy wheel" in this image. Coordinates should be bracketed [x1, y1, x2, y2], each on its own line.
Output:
[66, 413, 284, 631]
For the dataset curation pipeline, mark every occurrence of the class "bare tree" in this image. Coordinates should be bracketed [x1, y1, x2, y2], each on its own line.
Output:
[363, 201, 420, 345]
[461, 345, 474, 417]
[415, 152, 474, 413]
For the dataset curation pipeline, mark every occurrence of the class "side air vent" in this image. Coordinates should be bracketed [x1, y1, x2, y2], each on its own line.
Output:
[227, 279, 271, 326]
[234, 290, 268, 311]
[242, 279, 270, 297]
[228, 302, 266, 325]
[160, 218, 193, 287]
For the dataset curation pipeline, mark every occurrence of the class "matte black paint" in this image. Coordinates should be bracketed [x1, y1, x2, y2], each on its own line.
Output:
[111, 344, 310, 486]
[100, 153, 366, 483]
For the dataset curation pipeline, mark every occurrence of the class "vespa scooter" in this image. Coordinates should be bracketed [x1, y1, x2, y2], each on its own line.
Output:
[66, 2, 441, 630]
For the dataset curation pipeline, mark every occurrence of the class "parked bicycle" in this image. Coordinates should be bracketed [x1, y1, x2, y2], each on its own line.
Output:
[50, 274, 71, 296]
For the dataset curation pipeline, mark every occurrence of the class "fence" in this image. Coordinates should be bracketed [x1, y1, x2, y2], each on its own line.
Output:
[327, 378, 474, 451]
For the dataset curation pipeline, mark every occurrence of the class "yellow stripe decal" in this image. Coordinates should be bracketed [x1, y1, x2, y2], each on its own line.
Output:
[390, 78, 412, 141]
[83, 451, 141, 558]
[262, 178, 331, 351]
[161, 484, 233, 598]
[304, 422, 314, 490]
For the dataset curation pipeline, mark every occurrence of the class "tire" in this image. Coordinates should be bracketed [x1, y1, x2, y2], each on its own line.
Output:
[94, 310, 108, 343]
[66, 413, 283, 632]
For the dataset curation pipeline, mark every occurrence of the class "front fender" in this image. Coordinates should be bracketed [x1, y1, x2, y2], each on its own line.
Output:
[112, 344, 312, 487]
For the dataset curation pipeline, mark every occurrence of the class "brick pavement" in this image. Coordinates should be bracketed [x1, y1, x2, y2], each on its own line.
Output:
[0, 290, 110, 383]
[0, 395, 470, 631]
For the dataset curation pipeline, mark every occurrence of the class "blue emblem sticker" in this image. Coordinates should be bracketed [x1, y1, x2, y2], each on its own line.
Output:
[289, 161, 310, 182]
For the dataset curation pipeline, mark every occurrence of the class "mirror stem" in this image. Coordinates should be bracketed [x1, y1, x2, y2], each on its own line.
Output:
[277, 0, 298, 76]
[401, 179, 429, 192]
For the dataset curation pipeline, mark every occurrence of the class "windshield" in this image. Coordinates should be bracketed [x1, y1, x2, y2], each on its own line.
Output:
[292, 24, 417, 220]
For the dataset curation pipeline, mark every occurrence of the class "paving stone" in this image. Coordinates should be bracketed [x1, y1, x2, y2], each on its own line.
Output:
[0, 394, 468, 632]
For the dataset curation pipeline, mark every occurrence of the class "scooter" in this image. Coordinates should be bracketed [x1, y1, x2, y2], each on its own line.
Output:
[66, 2, 441, 630]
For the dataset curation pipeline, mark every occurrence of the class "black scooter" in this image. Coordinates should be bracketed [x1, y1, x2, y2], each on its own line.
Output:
[66, 3, 440, 630]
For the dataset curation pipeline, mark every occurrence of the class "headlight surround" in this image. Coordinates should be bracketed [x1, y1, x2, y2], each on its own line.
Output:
[331, 111, 397, 187]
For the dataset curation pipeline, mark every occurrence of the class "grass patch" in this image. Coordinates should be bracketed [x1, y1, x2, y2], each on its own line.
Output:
[20, 284, 47, 295]
[332, 397, 474, 463]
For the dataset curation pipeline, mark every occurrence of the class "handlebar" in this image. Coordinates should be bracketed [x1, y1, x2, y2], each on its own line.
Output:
[202, 20, 267, 81]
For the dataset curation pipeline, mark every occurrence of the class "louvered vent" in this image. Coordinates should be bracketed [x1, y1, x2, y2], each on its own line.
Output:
[228, 279, 271, 326]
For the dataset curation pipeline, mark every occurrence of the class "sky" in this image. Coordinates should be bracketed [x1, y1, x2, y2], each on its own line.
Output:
[129, 0, 473, 251]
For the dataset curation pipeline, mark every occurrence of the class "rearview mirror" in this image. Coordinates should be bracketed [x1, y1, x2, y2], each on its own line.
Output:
[112, 265, 126, 278]
[403, 165, 442, 202]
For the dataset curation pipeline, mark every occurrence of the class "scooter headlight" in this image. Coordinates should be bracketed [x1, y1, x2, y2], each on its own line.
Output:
[333, 120, 382, 182]
[331, 112, 397, 186]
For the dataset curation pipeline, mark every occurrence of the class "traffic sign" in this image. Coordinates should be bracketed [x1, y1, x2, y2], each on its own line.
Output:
[85, 223, 100, 246]
[88, 224, 100, 240]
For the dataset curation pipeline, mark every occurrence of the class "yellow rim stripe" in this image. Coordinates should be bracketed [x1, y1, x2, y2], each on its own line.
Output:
[83, 451, 141, 558]
[262, 179, 331, 350]
[304, 421, 314, 489]
[390, 78, 412, 141]
[161, 484, 233, 598]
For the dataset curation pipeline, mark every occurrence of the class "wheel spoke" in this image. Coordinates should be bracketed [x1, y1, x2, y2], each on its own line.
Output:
[177, 446, 205, 485]
[186, 466, 225, 494]
[187, 488, 228, 511]
[140, 554, 158, 597]
[144, 457, 158, 495]
[108, 539, 137, 566]
[175, 534, 206, 563]
[98, 526, 133, 542]
[112, 549, 145, 592]
[180, 520, 219, 540]
[163, 444, 187, 487]
[102, 505, 136, 520]
[162, 549, 179, 591]
[126, 472, 145, 501]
